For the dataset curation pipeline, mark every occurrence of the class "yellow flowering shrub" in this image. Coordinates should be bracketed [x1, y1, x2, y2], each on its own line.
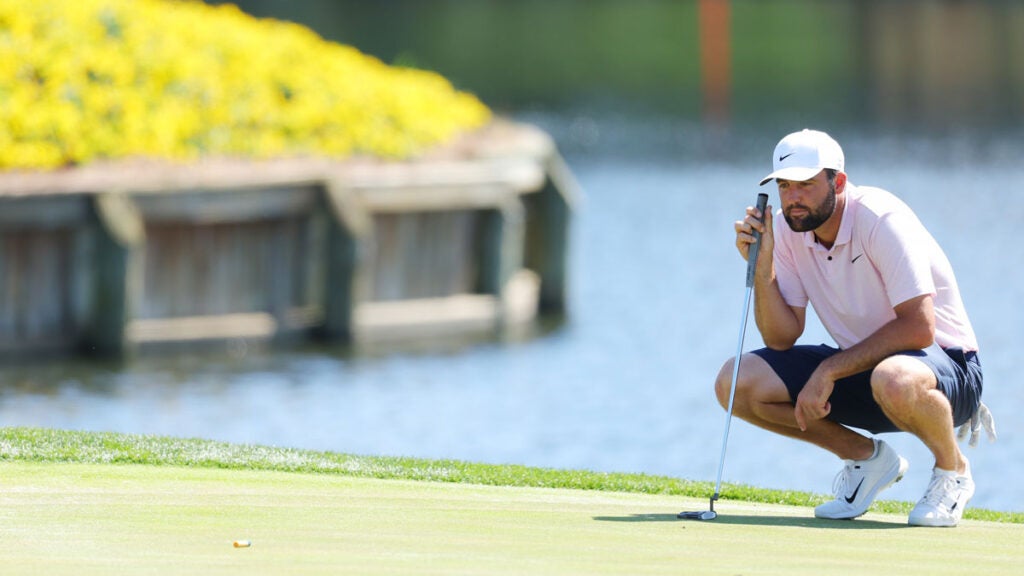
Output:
[0, 0, 491, 169]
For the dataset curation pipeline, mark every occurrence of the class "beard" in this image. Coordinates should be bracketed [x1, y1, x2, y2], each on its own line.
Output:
[783, 184, 836, 232]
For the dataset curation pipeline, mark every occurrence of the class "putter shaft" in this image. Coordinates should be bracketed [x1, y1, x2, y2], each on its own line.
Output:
[708, 193, 768, 507]
[712, 285, 753, 499]
[680, 193, 767, 522]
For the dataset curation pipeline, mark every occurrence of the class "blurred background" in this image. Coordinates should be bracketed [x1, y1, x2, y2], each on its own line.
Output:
[202, 0, 1023, 158]
[3, 0, 1022, 512]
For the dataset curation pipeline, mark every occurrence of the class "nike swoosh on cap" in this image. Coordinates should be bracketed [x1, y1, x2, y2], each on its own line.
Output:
[779, 152, 794, 162]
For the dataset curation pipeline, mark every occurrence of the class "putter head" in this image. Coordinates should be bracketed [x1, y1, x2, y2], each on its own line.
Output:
[677, 492, 719, 520]
[677, 510, 717, 521]
[675, 508, 716, 518]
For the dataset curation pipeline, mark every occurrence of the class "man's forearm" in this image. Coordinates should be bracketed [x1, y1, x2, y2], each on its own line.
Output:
[817, 295, 936, 381]
[754, 274, 804, 350]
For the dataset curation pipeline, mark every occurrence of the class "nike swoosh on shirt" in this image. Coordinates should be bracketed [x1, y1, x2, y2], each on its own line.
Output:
[851, 254, 864, 264]
[845, 478, 866, 504]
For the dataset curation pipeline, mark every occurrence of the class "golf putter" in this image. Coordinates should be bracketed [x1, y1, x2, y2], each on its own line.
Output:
[679, 192, 769, 521]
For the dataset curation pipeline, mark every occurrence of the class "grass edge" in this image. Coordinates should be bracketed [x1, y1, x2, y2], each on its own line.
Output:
[1, 426, 1019, 523]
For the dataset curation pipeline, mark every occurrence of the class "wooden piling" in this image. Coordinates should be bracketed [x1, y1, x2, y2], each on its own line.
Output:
[320, 181, 371, 341]
[89, 192, 145, 355]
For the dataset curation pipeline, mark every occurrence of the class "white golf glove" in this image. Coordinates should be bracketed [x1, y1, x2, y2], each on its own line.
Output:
[957, 401, 996, 447]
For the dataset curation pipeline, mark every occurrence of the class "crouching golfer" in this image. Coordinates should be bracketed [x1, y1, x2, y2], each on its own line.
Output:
[727, 129, 991, 526]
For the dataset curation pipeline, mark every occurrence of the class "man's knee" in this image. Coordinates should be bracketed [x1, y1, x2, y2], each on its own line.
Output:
[714, 353, 771, 409]
[714, 358, 736, 408]
[870, 355, 936, 412]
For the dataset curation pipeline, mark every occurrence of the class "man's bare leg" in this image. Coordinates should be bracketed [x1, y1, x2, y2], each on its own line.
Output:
[869, 355, 965, 473]
[716, 353, 911, 519]
[869, 355, 975, 526]
[715, 353, 875, 460]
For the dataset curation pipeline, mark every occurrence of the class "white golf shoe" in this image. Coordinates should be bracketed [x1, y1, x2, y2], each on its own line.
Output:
[815, 439, 908, 520]
[908, 462, 975, 527]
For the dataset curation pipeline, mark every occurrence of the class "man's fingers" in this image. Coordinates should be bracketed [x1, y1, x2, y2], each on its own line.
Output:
[748, 211, 766, 234]
[736, 203, 773, 262]
[734, 220, 759, 260]
[794, 399, 830, 433]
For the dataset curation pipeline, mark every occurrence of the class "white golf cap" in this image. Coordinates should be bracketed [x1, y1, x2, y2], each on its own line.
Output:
[759, 129, 844, 186]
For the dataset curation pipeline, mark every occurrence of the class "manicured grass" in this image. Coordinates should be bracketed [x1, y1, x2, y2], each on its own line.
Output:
[2, 428, 1023, 575]
[2, 461, 1023, 576]
[1, 427, 1019, 523]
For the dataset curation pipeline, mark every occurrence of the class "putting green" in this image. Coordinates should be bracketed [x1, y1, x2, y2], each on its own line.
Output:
[0, 462, 1019, 575]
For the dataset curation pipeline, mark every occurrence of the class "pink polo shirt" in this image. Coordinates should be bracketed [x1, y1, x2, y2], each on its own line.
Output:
[772, 183, 978, 352]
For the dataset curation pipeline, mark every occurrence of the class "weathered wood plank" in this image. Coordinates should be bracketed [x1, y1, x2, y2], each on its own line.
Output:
[367, 210, 479, 301]
[0, 228, 75, 348]
[132, 186, 319, 224]
[0, 196, 91, 228]
[126, 312, 277, 343]
[351, 268, 540, 344]
[138, 217, 314, 319]
[352, 294, 499, 342]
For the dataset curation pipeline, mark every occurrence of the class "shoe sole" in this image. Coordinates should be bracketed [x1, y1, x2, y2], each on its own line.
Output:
[908, 515, 961, 527]
[815, 456, 909, 520]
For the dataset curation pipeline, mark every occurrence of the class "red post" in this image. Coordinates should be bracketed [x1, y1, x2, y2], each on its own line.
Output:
[699, 0, 731, 126]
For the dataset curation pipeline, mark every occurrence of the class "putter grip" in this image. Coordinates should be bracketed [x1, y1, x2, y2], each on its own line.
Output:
[745, 193, 770, 288]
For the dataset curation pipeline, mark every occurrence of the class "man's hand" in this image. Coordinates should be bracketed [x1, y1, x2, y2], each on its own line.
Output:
[734, 203, 773, 265]
[794, 368, 834, 431]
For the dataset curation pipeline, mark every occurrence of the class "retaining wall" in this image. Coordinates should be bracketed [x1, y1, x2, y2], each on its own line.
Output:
[0, 121, 577, 357]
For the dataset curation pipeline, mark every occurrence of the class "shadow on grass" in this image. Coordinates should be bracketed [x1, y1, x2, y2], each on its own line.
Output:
[593, 513, 910, 530]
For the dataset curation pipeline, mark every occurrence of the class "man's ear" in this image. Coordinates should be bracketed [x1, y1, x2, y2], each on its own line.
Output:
[834, 171, 848, 193]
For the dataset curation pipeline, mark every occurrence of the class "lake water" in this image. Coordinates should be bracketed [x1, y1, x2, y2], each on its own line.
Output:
[1, 120, 1021, 513]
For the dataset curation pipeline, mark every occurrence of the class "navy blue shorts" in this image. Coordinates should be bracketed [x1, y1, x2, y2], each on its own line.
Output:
[751, 344, 983, 434]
